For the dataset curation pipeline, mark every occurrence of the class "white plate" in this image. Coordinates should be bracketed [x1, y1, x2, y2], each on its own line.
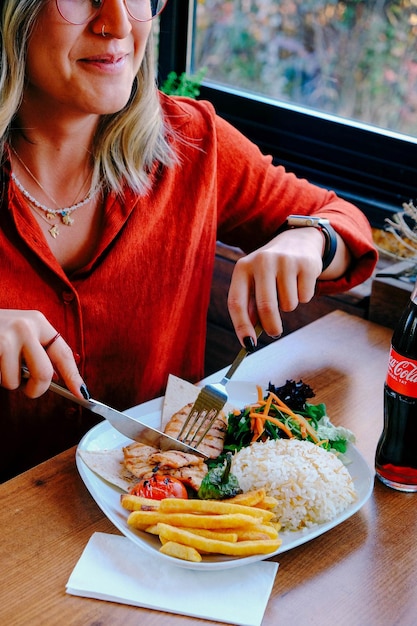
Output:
[76, 381, 374, 571]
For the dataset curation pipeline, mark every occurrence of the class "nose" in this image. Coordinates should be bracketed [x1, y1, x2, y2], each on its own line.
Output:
[90, 0, 132, 39]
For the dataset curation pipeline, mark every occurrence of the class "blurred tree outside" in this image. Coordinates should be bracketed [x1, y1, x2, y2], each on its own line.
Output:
[192, 0, 417, 137]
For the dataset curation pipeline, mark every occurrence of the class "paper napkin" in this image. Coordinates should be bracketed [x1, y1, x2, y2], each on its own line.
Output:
[66, 532, 278, 626]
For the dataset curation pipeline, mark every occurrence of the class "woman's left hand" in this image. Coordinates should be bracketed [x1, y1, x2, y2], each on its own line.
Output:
[227, 226, 348, 345]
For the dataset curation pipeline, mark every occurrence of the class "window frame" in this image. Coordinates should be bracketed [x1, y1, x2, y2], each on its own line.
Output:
[158, 0, 417, 228]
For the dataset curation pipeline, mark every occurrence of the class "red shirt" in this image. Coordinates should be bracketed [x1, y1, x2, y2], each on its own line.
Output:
[0, 95, 377, 479]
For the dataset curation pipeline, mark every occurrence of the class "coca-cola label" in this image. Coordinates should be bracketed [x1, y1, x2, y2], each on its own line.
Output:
[386, 347, 417, 397]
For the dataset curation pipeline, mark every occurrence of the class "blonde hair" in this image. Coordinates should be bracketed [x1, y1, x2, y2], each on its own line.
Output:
[0, 0, 177, 194]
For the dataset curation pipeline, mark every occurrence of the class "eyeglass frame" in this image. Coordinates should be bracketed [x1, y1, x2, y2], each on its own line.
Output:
[54, 0, 168, 25]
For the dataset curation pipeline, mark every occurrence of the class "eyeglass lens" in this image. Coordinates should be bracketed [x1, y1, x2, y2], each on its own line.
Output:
[56, 0, 167, 25]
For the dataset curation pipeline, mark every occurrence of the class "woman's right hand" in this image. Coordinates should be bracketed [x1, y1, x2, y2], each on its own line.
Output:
[0, 309, 86, 399]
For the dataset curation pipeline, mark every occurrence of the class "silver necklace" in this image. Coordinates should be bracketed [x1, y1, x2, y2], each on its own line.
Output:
[10, 146, 100, 238]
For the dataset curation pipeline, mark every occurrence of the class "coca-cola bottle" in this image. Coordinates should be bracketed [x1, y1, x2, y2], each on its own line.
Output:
[375, 283, 417, 492]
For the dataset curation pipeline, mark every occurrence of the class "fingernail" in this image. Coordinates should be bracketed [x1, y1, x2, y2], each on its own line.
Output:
[80, 384, 90, 400]
[243, 336, 256, 352]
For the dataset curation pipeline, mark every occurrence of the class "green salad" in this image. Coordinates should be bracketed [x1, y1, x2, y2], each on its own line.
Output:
[220, 380, 355, 461]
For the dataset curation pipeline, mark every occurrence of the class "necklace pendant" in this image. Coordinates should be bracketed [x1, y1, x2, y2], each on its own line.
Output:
[61, 212, 74, 226]
[49, 224, 60, 238]
[46, 212, 55, 220]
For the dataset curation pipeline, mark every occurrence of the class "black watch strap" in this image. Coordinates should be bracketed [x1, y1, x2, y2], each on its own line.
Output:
[320, 222, 338, 271]
[285, 215, 338, 271]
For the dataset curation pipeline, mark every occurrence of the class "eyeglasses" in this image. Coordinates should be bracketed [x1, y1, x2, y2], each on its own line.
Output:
[55, 0, 168, 25]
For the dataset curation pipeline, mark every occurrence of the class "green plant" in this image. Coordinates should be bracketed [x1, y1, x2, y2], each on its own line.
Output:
[160, 68, 207, 99]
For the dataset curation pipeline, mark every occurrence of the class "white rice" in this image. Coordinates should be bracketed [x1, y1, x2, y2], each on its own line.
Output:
[231, 439, 357, 531]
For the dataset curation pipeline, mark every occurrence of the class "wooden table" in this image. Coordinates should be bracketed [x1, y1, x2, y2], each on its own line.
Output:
[1, 311, 416, 626]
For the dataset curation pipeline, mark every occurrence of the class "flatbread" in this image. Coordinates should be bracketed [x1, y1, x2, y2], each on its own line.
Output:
[78, 449, 137, 491]
[161, 374, 235, 429]
[161, 375, 201, 429]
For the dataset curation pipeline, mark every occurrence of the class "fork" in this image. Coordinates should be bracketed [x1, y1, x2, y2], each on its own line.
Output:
[177, 323, 263, 449]
[375, 264, 417, 282]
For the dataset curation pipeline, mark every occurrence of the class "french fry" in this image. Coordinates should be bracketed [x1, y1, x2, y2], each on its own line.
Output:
[120, 494, 160, 511]
[232, 530, 274, 542]
[233, 523, 279, 540]
[254, 496, 279, 511]
[179, 528, 239, 542]
[127, 510, 260, 529]
[227, 490, 278, 512]
[227, 489, 266, 507]
[158, 498, 274, 522]
[121, 491, 282, 562]
[160, 541, 202, 563]
[143, 524, 160, 535]
[157, 523, 282, 556]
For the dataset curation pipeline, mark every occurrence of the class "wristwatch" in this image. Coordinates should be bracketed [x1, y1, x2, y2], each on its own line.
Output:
[285, 215, 338, 271]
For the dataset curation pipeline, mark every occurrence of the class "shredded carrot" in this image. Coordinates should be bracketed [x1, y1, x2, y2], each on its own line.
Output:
[256, 416, 264, 435]
[266, 391, 289, 409]
[256, 385, 263, 404]
[247, 391, 321, 444]
[250, 415, 263, 442]
[269, 404, 295, 417]
[249, 387, 272, 441]
[263, 392, 273, 417]
[249, 411, 294, 439]
[267, 392, 320, 443]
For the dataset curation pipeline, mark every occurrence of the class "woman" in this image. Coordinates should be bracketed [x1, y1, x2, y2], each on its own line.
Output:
[0, 0, 377, 480]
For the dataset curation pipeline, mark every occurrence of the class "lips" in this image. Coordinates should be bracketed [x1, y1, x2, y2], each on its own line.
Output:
[79, 53, 128, 68]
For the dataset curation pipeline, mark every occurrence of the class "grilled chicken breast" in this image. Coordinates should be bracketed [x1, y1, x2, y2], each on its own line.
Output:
[122, 402, 227, 491]
[122, 442, 207, 490]
[163, 402, 227, 459]
[150, 450, 203, 469]
[123, 443, 159, 478]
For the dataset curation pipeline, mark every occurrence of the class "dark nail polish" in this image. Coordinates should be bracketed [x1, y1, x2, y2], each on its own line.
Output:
[80, 383, 90, 400]
[243, 336, 256, 352]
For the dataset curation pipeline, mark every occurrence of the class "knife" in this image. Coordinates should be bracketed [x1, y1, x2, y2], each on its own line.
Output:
[21, 367, 207, 458]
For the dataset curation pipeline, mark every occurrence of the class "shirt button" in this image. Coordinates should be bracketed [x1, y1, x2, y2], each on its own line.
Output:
[62, 291, 75, 303]
[64, 407, 78, 419]
[74, 353, 81, 364]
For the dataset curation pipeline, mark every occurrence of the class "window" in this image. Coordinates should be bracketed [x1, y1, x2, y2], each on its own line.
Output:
[158, 0, 417, 227]
[193, 0, 417, 138]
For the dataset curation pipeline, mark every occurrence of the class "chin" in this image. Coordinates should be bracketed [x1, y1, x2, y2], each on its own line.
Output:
[84, 82, 134, 115]
[98, 104, 130, 115]
[90, 96, 132, 115]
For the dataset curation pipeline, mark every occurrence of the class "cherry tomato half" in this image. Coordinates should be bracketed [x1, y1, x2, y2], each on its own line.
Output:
[129, 474, 188, 500]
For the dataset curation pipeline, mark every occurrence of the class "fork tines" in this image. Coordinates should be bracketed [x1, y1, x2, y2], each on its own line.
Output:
[177, 323, 263, 451]
[177, 385, 227, 449]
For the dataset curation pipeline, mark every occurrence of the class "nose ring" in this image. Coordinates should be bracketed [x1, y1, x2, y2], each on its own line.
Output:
[101, 24, 107, 37]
